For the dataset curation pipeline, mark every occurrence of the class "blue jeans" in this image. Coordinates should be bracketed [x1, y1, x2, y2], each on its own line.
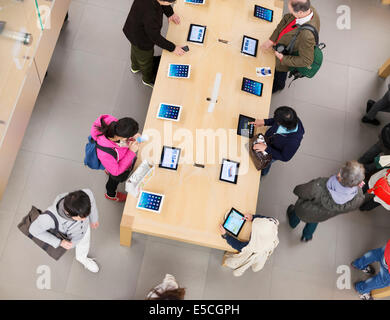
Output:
[287, 206, 318, 240]
[261, 159, 276, 176]
[353, 246, 390, 294]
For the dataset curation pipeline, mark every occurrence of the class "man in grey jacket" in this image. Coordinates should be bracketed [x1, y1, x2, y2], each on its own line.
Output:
[29, 189, 100, 273]
[286, 161, 365, 242]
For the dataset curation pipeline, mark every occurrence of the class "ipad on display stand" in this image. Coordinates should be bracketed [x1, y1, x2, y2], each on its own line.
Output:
[156, 103, 182, 122]
[254, 5, 274, 22]
[136, 191, 165, 214]
[237, 114, 255, 138]
[241, 35, 259, 57]
[168, 64, 191, 79]
[187, 24, 206, 44]
[159, 146, 181, 171]
[185, 0, 206, 4]
[219, 159, 240, 184]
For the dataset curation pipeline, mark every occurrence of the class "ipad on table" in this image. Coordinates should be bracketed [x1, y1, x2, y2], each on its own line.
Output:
[159, 146, 181, 171]
[185, 0, 205, 4]
[241, 77, 263, 97]
[254, 5, 273, 22]
[237, 114, 255, 138]
[187, 24, 206, 44]
[219, 159, 240, 184]
[223, 208, 246, 237]
[241, 35, 259, 57]
[157, 103, 182, 122]
[168, 64, 191, 79]
[136, 191, 164, 214]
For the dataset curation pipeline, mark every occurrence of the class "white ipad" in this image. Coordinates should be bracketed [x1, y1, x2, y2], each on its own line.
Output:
[136, 191, 165, 214]
[168, 64, 191, 79]
[156, 103, 182, 122]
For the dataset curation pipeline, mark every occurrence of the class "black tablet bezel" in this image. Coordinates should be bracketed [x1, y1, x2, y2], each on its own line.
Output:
[241, 77, 263, 97]
[187, 24, 207, 44]
[185, 0, 206, 4]
[222, 207, 246, 237]
[241, 35, 259, 57]
[219, 158, 240, 184]
[237, 114, 256, 138]
[254, 5, 274, 22]
[159, 146, 181, 171]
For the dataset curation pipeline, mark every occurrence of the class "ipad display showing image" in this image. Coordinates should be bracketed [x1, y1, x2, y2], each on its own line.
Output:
[254, 5, 273, 22]
[241, 77, 263, 97]
[219, 159, 239, 184]
[241, 35, 258, 57]
[159, 146, 181, 171]
[157, 103, 182, 121]
[187, 24, 206, 44]
[168, 64, 191, 78]
[223, 208, 246, 237]
[185, 0, 205, 4]
[136, 191, 164, 214]
[237, 114, 255, 138]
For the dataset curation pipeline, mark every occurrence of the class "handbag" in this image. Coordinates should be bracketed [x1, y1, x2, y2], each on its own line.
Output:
[18, 206, 71, 261]
[249, 134, 272, 171]
[367, 169, 390, 205]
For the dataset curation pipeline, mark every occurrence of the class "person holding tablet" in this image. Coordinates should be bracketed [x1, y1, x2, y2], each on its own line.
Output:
[250, 106, 304, 177]
[90, 115, 140, 202]
[260, 0, 320, 93]
[220, 215, 279, 277]
[123, 0, 186, 88]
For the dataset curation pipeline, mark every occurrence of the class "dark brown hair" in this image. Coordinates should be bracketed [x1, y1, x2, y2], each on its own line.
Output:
[147, 288, 186, 300]
[95, 117, 139, 139]
[291, 0, 311, 12]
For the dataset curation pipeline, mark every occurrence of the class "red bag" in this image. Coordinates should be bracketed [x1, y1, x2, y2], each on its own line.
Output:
[368, 169, 390, 205]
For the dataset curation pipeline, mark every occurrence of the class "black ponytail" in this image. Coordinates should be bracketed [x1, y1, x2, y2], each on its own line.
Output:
[95, 117, 139, 139]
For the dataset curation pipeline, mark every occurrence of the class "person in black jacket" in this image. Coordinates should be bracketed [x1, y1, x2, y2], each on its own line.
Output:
[361, 84, 390, 126]
[123, 0, 186, 88]
[250, 106, 305, 176]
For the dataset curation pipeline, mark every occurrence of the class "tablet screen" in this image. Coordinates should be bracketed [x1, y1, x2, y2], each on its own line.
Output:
[168, 64, 191, 78]
[241, 77, 263, 97]
[254, 5, 273, 22]
[237, 114, 255, 138]
[219, 159, 239, 184]
[159, 146, 181, 170]
[185, 0, 205, 4]
[136, 191, 164, 213]
[241, 36, 258, 57]
[157, 103, 182, 121]
[223, 208, 246, 237]
[187, 24, 206, 44]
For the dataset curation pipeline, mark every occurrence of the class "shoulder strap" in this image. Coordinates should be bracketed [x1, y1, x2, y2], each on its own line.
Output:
[286, 23, 319, 55]
[90, 137, 117, 159]
[43, 211, 60, 233]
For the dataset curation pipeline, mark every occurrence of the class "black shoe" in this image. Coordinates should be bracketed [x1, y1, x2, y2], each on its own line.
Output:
[351, 262, 375, 275]
[359, 199, 380, 211]
[366, 99, 375, 113]
[301, 235, 312, 242]
[361, 116, 380, 126]
[287, 205, 295, 217]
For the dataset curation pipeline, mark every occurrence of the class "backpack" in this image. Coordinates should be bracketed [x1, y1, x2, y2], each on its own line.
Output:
[18, 206, 71, 261]
[84, 135, 117, 170]
[286, 24, 326, 86]
[367, 169, 390, 205]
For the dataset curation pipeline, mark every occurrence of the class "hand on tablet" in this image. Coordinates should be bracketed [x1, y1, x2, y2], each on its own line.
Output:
[168, 13, 181, 25]
[261, 39, 274, 51]
[249, 119, 265, 127]
[173, 46, 186, 56]
[219, 225, 226, 235]
[244, 214, 253, 222]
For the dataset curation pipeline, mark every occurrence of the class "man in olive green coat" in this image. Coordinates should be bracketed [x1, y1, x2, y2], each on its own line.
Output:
[261, 0, 320, 93]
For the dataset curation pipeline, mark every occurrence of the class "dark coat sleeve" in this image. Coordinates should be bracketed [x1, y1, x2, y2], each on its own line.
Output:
[265, 139, 300, 162]
[222, 234, 248, 252]
[144, 15, 176, 52]
[162, 5, 174, 18]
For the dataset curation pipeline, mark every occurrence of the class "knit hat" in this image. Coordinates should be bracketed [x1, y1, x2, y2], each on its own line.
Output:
[385, 239, 390, 271]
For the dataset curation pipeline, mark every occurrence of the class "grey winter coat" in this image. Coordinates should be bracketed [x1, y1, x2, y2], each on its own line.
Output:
[293, 178, 365, 223]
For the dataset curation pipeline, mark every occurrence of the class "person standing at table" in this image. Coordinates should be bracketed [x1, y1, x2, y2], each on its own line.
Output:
[361, 84, 390, 126]
[260, 0, 320, 93]
[123, 0, 186, 88]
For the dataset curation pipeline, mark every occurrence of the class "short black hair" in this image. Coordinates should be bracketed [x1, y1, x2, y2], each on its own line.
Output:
[96, 117, 139, 139]
[63, 190, 91, 218]
[291, 0, 311, 13]
[274, 106, 298, 130]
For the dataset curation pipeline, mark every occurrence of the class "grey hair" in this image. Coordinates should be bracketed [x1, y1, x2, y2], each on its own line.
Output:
[339, 161, 365, 187]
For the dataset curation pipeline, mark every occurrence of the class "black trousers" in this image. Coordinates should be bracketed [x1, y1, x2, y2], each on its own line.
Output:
[365, 85, 390, 120]
[272, 71, 288, 93]
[106, 170, 131, 197]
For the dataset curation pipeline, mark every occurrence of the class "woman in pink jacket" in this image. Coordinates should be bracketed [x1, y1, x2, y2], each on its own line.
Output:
[91, 114, 139, 202]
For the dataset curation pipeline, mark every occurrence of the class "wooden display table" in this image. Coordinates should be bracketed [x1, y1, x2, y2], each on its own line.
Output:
[120, 0, 283, 252]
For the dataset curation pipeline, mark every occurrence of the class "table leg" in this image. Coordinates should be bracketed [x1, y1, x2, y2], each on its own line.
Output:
[120, 215, 134, 247]
[379, 58, 390, 79]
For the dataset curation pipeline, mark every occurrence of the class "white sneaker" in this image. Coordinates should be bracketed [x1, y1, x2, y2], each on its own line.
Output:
[130, 66, 140, 74]
[79, 257, 100, 273]
[359, 293, 373, 300]
[142, 80, 154, 88]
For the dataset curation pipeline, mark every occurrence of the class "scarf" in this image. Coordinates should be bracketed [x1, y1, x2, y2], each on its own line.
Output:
[326, 175, 358, 205]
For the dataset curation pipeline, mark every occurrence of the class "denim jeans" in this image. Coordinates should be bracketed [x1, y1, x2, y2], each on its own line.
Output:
[353, 246, 390, 295]
[261, 159, 276, 177]
[287, 206, 318, 240]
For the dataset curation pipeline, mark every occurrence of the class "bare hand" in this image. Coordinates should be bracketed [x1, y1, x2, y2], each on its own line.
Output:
[249, 119, 265, 127]
[90, 222, 99, 229]
[275, 51, 284, 61]
[261, 39, 274, 51]
[244, 214, 253, 222]
[219, 225, 226, 235]
[253, 143, 267, 152]
[129, 141, 139, 153]
[173, 46, 186, 56]
[60, 240, 73, 250]
[168, 13, 181, 25]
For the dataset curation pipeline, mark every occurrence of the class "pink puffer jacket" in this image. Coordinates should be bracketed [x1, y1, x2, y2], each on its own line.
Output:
[90, 114, 136, 176]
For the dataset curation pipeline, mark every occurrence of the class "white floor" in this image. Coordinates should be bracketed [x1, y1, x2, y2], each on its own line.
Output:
[0, 0, 390, 300]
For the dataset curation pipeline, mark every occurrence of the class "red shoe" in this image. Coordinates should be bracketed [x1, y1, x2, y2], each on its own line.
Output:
[105, 192, 127, 202]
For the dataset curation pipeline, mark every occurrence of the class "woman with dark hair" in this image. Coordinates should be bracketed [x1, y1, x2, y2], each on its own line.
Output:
[146, 274, 186, 300]
[90, 114, 140, 202]
[250, 106, 305, 176]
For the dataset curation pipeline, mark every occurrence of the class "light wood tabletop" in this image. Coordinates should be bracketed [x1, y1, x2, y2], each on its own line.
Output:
[120, 0, 284, 252]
